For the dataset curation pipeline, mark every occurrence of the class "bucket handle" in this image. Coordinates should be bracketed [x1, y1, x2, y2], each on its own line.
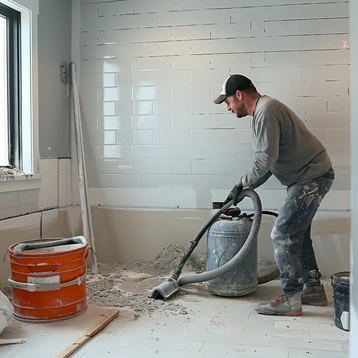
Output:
[8, 272, 87, 292]
[84, 246, 90, 260]
[27, 263, 60, 273]
[3, 250, 8, 263]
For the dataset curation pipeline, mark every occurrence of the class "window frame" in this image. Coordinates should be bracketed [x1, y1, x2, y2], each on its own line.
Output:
[0, 2, 22, 169]
[0, 0, 40, 192]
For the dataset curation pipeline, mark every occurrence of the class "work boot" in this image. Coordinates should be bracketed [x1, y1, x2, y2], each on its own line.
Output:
[301, 284, 328, 306]
[255, 293, 302, 316]
[302, 269, 328, 306]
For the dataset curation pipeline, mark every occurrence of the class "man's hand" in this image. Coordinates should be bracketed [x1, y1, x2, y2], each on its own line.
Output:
[224, 183, 244, 206]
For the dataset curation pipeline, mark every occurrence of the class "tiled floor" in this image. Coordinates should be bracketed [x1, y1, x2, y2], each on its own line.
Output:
[0, 280, 350, 358]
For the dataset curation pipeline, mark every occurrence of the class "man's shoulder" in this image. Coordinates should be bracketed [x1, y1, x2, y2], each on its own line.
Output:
[257, 96, 284, 111]
[255, 96, 292, 122]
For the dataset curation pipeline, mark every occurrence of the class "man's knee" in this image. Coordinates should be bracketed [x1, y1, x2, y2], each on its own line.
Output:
[271, 226, 287, 257]
[271, 224, 284, 243]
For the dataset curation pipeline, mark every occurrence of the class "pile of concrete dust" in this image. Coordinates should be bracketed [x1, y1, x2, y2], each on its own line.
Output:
[86, 244, 279, 319]
[257, 256, 279, 276]
[86, 244, 205, 319]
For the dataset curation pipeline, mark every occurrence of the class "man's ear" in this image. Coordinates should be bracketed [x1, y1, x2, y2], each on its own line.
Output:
[235, 90, 243, 100]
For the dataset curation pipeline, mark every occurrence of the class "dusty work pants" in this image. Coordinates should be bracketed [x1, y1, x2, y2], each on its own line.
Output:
[271, 168, 335, 297]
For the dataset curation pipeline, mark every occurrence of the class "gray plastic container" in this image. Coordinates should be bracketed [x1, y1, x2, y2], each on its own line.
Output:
[206, 217, 257, 296]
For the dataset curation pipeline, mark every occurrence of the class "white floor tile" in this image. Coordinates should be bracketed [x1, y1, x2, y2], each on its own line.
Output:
[243, 325, 309, 339]
[307, 329, 349, 341]
[270, 337, 343, 351]
[274, 320, 341, 332]
[182, 330, 270, 346]
[200, 341, 289, 357]
[289, 348, 349, 358]
[342, 341, 349, 351]
[0, 279, 349, 358]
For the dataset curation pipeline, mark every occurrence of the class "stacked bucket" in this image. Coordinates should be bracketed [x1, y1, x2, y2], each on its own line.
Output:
[7, 236, 89, 322]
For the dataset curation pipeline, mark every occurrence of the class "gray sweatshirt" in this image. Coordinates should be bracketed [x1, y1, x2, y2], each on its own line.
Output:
[240, 96, 332, 188]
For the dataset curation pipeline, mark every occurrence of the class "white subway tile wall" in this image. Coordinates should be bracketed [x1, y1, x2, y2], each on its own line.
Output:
[80, 0, 350, 208]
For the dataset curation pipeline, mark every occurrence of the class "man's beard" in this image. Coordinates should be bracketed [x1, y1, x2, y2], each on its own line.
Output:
[231, 110, 241, 118]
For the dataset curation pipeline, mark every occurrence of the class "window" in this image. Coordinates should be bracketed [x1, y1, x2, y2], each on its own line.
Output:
[0, 3, 21, 169]
[0, 0, 40, 191]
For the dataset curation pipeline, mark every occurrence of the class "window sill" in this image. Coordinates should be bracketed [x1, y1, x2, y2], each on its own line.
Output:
[0, 174, 41, 192]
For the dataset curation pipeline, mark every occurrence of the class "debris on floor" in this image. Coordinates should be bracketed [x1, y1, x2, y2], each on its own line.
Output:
[1, 243, 278, 321]
[86, 244, 203, 319]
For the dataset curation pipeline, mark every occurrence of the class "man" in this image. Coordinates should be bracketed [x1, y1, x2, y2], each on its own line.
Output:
[213, 74, 335, 316]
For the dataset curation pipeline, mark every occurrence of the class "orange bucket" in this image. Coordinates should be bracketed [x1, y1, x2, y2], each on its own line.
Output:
[8, 236, 89, 322]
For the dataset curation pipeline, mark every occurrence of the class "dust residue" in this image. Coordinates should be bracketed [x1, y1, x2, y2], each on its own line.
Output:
[257, 256, 279, 275]
[86, 244, 278, 319]
[85, 244, 203, 319]
[1, 243, 278, 321]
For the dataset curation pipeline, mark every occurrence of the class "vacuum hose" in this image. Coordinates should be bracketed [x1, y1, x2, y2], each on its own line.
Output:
[177, 188, 263, 287]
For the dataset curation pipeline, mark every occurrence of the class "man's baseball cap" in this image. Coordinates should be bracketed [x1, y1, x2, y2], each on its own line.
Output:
[213, 74, 254, 104]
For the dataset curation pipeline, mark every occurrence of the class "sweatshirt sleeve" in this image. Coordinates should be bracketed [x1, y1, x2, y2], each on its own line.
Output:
[248, 170, 273, 189]
[240, 118, 280, 188]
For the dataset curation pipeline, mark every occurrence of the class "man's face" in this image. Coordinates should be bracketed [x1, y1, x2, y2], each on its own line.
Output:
[224, 93, 247, 118]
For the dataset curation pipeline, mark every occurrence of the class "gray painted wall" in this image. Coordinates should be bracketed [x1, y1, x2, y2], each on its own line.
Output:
[38, 0, 72, 158]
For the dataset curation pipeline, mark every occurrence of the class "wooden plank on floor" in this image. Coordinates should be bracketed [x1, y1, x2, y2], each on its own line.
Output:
[85, 310, 119, 337]
[0, 338, 26, 345]
[55, 336, 91, 358]
[55, 310, 119, 358]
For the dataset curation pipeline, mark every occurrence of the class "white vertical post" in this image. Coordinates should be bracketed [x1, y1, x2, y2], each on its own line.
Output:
[350, 1, 357, 356]
[70, 63, 98, 274]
